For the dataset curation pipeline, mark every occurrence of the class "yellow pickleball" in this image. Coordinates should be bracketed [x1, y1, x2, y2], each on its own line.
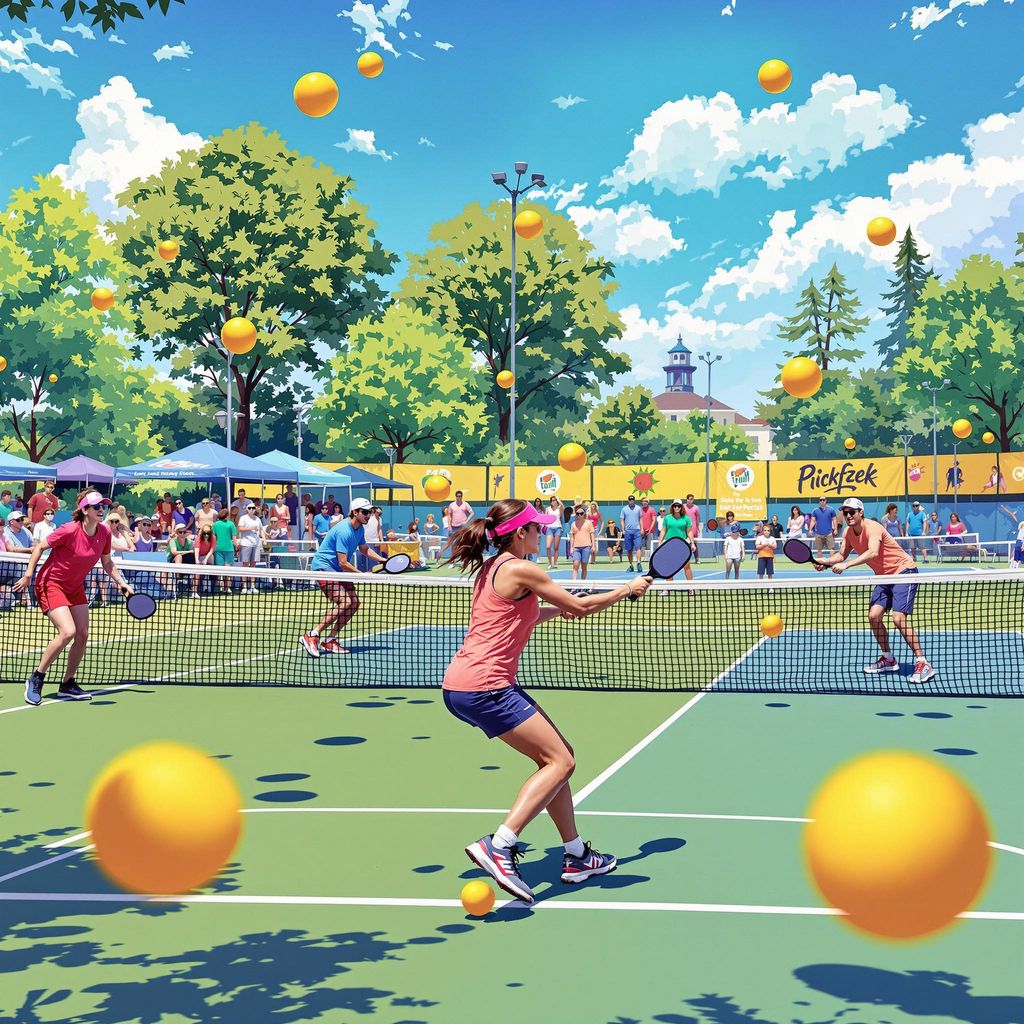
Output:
[844, 438, 856, 451]
[496, 370, 514, 389]
[866, 217, 897, 246]
[982, 430, 996, 444]
[91, 288, 115, 312]
[757, 59, 792, 94]
[514, 210, 544, 240]
[804, 750, 992, 940]
[87, 741, 243, 894]
[158, 240, 179, 261]
[221, 317, 257, 355]
[780, 357, 822, 399]
[0, 356, 7, 372]
[952, 418, 972, 439]
[294, 72, 339, 117]
[357, 52, 384, 78]
[424, 475, 451, 502]
[460, 880, 495, 916]
[558, 443, 587, 473]
[760, 614, 784, 638]
[48, 373, 58, 383]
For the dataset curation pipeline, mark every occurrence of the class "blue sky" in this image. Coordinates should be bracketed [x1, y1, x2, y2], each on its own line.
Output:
[1, 0, 1023, 417]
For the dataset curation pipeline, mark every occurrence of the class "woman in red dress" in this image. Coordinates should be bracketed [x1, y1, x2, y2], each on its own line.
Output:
[13, 489, 134, 705]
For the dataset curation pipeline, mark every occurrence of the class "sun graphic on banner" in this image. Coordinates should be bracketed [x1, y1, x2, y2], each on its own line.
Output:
[908, 461, 924, 483]
[629, 467, 659, 495]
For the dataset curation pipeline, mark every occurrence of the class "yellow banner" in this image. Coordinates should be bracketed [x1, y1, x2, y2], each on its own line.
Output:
[907, 452, 1008, 497]
[999, 452, 1024, 495]
[714, 461, 767, 520]
[494, 464, 591, 503]
[769, 456, 904, 500]
[591, 463, 708, 504]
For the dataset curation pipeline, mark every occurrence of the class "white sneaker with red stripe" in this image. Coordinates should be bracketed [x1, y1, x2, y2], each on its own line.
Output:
[319, 637, 349, 655]
[465, 835, 535, 904]
[561, 842, 617, 884]
[299, 632, 320, 658]
[863, 654, 898, 674]
[909, 659, 936, 684]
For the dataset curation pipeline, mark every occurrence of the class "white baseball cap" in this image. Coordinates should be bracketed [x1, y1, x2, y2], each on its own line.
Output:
[840, 497, 865, 513]
[7, 510, 24, 521]
[350, 497, 372, 513]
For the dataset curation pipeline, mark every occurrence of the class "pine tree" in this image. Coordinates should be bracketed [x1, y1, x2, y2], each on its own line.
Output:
[776, 264, 868, 370]
[877, 227, 931, 368]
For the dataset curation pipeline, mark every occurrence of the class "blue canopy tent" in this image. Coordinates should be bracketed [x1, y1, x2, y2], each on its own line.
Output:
[255, 450, 360, 537]
[333, 464, 415, 526]
[0, 451, 53, 482]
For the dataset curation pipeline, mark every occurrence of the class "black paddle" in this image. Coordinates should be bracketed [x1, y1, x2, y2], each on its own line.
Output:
[782, 538, 829, 568]
[628, 537, 692, 600]
[373, 553, 412, 574]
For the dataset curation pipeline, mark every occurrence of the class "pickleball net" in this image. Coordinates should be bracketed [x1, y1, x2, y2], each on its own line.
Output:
[0, 556, 1021, 697]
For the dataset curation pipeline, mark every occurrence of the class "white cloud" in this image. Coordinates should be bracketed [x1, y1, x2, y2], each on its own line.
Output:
[407, 50, 424, 60]
[0, 134, 31, 157]
[109, 34, 126, 46]
[552, 94, 586, 109]
[567, 201, 686, 265]
[335, 128, 395, 161]
[906, 0, 1012, 31]
[434, 40, 453, 50]
[543, 180, 588, 211]
[62, 23, 95, 39]
[602, 73, 913, 198]
[380, 0, 412, 24]
[340, 1, 401, 56]
[154, 41, 191, 61]
[0, 28, 74, 98]
[52, 75, 205, 221]
[418, 136, 435, 147]
[1007, 73, 1024, 97]
[721, 0, 737, 13]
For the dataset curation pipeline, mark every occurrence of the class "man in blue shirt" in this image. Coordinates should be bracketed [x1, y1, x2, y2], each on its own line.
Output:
[905, 499, 928, 563]
[301, 497, 386, 658]
[809, 496, 838, 558]
[619, 495, 644, 572]
[311, 506, 334, 545]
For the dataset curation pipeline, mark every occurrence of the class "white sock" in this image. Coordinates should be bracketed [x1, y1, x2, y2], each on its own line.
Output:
[492, 825, 518, 851]
[564, 836, 586, 858]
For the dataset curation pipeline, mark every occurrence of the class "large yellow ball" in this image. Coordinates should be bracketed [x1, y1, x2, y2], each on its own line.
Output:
[158, 239, 180, 261]
[424, 475, 452, 502]
[757, 59, 792, 94]
[357, 52, 384, 78]
[866, 217, 897, 246]
[760, 614, 784, 638]
[496, 370, 514, 389]
[514, 210, 544, 240]
[804, 750, 991, 940]
[844, 437, 856, 451]
[982, 430, 996, 445]
[558, 443, 587, 473]
[294, 72, 339, 117]
[460, 880, 495, 916]
[0, 356, 6, 372]
[221, 317, 257, 355]
[91, 288, 115, 312]
[780, 357, 822, 399]
[952, 418, 972, 439]
[87, 741, 242, 894]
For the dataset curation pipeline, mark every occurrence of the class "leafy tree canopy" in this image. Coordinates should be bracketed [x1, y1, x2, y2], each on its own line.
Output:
[0, 0, 183, 32]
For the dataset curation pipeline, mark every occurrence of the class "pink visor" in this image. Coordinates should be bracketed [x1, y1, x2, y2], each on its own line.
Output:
[490, 503, 559, 539]
[77, 491, 104, 511]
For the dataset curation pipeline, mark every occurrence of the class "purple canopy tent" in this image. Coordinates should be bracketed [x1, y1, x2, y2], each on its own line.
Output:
[53, 455, 133, 489]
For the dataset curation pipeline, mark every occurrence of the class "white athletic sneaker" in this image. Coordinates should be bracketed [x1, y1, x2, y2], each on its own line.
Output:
[909, 659, 936, 684]
[864, 654, 898, 674]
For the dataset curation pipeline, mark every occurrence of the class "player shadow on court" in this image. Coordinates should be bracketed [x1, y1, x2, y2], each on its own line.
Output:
[468, 836, 688, 918]
[795, 964, 1024, 1024]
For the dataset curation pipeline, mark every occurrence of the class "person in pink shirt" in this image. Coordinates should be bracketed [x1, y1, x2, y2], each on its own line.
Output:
[638, 498, 657, 562]
[683, 493, 702, 561]
[444, 498, 652, 904]
[14, 489, 134, 705]
[445, 490, 474, 533]
[26, 479, 59, 525]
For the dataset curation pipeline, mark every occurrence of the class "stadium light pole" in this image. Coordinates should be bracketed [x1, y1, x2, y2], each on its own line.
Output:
[491, 162, 546, 498]
[698, 352, 722, 523]
[897, 433, 913, 521]
[383, 443, 397, 522]
[922, 379, 950, 513]
[951, 441, 961, 514]
[294, 402, 313, 463]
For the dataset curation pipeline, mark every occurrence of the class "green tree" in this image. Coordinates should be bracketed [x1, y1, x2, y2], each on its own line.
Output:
[898, 255, 1024, 450]
[579, 386, 751, 463]
[398, 200, 630, 447]
[113, 123, 396, 454]
[0, 0, 183, 32]
[877, 227, 932, 368]
[305, 304, 489, 463]
[0, 175, 179, 465]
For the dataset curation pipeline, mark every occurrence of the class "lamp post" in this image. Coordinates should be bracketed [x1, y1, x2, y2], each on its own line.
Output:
[698, 352, 722, 523]
[896, 433, 913, 521]
[294, 402, 313, 463]
[216, 349, 234, 449]
[951, 441, 961, 514]
[922, 379, 950, 514]
[491, 162, 546, 499]
[383, 444, 397, 521]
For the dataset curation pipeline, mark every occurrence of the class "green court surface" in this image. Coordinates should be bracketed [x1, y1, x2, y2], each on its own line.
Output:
[0, 682, 1021, 1024]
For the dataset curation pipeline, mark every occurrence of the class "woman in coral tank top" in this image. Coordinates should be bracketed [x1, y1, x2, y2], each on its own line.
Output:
[443, 498, 652, 904]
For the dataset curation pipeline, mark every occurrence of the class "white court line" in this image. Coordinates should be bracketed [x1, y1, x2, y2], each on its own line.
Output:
[45, 831, 90, 849]
[0, 844, 93, 885]
[571, 636, 770, 807]
[0, 684, 137, 717]
[991, 841, 1024, 857]
[0, 890, 1019, 920]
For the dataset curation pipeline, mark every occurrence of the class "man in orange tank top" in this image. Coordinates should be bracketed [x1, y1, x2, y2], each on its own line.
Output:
[815, 497, 935, 684]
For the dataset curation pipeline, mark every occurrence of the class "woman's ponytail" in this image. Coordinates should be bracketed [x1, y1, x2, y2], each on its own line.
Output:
[444, 498, 528, 576]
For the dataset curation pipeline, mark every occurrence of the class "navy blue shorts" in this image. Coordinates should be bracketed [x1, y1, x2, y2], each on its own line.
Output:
[443, 685, 538, 739]
[870, 568, 919, 615]
[623, 530, 643, 554]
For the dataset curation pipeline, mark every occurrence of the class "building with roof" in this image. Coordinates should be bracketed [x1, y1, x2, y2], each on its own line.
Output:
[653, 336, 775, 460]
